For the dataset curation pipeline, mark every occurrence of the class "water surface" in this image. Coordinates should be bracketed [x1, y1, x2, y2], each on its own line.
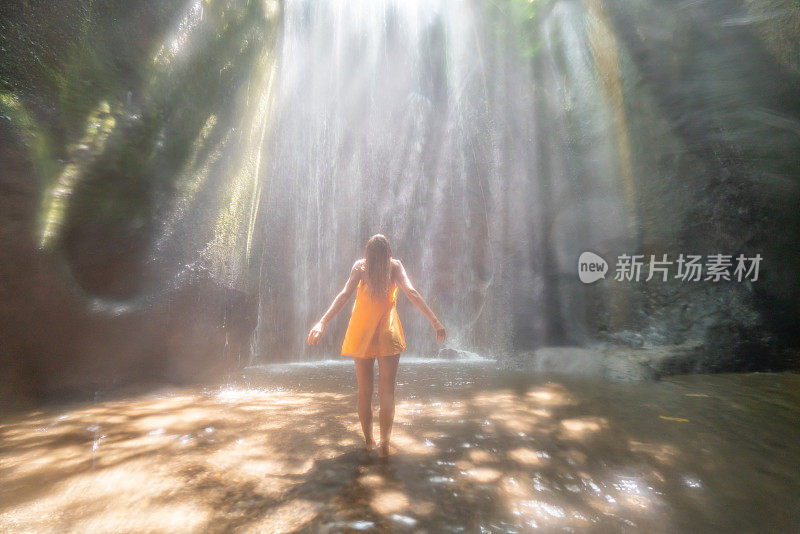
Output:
[1, 359, 798, 532]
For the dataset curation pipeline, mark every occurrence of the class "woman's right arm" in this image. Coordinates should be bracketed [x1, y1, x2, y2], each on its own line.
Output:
[307, 260, 363, 345]
[393, 260, 446, 342]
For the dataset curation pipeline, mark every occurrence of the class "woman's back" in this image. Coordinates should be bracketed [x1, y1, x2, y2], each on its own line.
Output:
[355, 257, 399, 301]
[341, 259, 406, 358]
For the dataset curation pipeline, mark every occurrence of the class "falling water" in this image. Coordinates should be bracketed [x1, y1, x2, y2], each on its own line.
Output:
[251, 0, 638, 362]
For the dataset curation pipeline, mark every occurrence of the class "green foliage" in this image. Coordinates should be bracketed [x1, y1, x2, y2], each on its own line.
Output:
[0, 91, 59, 187]
[1, 0, 281, 296]
[481, 0, 544, 59]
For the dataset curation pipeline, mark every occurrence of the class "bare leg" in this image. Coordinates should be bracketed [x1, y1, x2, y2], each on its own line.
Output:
[377, 353, 400, 457]
[353, 357, 376, 450]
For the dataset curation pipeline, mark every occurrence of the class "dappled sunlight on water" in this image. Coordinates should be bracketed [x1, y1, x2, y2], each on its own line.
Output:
[1, 361, 799, 532]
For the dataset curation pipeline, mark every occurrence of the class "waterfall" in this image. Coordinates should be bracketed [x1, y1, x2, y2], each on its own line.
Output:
[251, 0, 637, 362]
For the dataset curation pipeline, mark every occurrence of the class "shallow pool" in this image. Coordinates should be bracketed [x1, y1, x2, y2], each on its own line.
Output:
[1, 358, 798, 532]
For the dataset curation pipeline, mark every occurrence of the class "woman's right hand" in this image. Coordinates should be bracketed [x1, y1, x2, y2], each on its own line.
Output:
[307, 321, 326, 345]
[434, 321, 446, 342]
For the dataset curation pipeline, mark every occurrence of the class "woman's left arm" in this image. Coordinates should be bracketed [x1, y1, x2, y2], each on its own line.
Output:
[307, 260, 363, 345]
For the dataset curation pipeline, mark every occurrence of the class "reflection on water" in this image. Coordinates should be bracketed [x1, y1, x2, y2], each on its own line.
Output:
[1, 360, 798, 532]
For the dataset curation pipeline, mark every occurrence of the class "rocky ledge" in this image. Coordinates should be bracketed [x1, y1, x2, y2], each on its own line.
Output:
[495, 344, 800, 381]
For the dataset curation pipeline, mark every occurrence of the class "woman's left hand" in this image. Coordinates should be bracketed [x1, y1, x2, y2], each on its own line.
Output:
[307, 321, 326, 345]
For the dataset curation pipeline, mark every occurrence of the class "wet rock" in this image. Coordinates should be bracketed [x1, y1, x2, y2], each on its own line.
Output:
[505, 339, 800, 381]
[602, 343, 704, 381]
[504, 343, 710, 381]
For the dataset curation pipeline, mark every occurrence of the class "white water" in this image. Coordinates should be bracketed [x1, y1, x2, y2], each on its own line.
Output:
[252, 0, 636, 363]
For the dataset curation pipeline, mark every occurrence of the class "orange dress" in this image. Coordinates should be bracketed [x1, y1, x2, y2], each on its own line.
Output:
[341, 278, 406, 358]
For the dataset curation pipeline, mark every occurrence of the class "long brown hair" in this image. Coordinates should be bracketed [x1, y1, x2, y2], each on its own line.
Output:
[363, 234, 392, 299]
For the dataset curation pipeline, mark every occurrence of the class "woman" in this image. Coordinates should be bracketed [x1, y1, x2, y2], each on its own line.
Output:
[306, 234, 446, 457]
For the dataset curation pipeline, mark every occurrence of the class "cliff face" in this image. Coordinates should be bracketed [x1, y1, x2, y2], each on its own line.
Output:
[587, 0, 800, 367]
[1, 0, 799, 407]
[0, 0, 278, 407]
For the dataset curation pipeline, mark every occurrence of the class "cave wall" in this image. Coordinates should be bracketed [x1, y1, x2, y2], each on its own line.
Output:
[0, 0, 279, 409]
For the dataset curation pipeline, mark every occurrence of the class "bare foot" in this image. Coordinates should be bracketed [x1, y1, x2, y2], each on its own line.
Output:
[378, 441, 392, 458]
[364, 439, 377, 452]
